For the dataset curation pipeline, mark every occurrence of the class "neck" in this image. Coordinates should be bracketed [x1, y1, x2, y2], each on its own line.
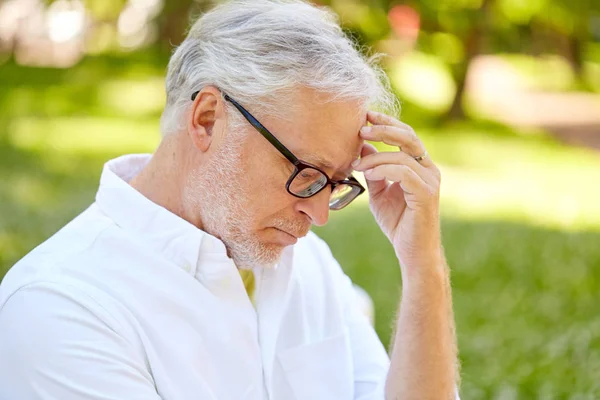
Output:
[129, 134, 205, 230]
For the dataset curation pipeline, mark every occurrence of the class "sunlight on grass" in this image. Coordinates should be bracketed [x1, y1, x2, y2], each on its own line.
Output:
[370, 126, 600, 230]
[7, 115, 600, 231]
[428, 130, 600, 230]
[439, 166, 598, 229]
[97, 78, 165, 116]
[8, 174, 57, 210]
[8, 117, 160, 154]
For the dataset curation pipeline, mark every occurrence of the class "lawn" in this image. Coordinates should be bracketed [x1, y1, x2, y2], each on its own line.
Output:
[1, 56, 600, 398]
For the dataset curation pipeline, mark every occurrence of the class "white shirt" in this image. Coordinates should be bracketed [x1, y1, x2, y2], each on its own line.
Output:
[0, 154, 390, 400]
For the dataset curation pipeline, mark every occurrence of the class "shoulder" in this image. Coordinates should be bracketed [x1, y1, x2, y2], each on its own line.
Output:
[0, 204, 118, 309]
[0, 281, 157, 400]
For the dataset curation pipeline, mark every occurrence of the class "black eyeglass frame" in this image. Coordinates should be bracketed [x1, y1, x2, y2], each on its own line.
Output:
[191, 91, 365, 209]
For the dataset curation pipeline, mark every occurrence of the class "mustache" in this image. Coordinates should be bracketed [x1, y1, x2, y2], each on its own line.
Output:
[271, 218, 311, 238]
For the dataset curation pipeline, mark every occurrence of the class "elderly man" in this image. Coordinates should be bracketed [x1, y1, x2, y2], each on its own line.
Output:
[0, 1, 458, 399]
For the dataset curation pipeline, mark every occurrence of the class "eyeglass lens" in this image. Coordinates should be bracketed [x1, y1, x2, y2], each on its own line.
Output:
[288, 168, 359, 210]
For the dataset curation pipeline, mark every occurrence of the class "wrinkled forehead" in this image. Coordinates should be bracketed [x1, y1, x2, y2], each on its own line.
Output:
[264, 88, 366, 172]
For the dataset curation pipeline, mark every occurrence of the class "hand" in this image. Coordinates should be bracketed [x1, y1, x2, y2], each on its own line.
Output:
[352, 111, 443, 275]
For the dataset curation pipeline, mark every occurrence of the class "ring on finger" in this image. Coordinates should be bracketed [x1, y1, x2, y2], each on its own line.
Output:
[413, 150, 429, 162]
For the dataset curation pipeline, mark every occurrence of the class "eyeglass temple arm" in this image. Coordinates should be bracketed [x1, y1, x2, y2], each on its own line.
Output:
[222, 94, 300, 165]
[192, 91, 300, 166]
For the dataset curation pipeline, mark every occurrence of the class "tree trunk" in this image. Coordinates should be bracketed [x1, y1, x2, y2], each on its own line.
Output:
[565, 34, 584, 78]
[445, 0, 492, 121]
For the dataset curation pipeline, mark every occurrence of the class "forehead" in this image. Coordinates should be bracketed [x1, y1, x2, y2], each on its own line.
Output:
[263, 88, 366, 170]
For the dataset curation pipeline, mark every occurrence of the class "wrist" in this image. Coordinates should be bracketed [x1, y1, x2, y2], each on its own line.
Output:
[397, 252, 447, 285]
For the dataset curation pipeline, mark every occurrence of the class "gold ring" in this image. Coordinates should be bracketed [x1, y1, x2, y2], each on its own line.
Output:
[414, 150, 428, 162]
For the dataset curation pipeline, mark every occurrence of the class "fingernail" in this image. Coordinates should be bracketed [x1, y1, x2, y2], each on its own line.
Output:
[360, 126, 371, 135]
[351, 159, 360, 167]
[364, 168, 373, 176]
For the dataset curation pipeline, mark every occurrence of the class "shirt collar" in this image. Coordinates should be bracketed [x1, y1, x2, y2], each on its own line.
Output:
[94, 154, 296, 299]
[95, 153, 225, 277]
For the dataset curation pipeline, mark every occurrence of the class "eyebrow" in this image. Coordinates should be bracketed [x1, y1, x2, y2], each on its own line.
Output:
[305, 154, 354, 178]
[307, 155, 334, 170]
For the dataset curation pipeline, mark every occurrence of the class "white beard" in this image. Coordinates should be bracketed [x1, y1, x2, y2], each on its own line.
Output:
[185, 137, 286, 270]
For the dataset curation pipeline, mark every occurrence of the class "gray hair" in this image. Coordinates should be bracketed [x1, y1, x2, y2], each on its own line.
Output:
[160, 0, 398, 136]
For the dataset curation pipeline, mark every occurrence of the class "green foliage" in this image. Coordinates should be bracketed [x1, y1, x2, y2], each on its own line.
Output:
[11, 0, 600, 123]
[334, 2, 390, 42]
[497, 0, 548, 25]
[388, 51, 457, 113]
[83, 0, 128, 20]
[429, 32, 466, 65]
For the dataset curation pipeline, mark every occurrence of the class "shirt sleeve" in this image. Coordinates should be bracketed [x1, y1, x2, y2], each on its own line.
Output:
[0, 283, 163, 400]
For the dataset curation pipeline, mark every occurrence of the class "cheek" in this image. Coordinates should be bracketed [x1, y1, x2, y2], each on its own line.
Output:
[242, 147, 289, 198]
[254, 174, 294, 215]
[239, 141, 297, 218]
[246, 167, 296, 220]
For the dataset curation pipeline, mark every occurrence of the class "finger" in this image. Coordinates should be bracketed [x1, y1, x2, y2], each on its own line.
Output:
[366, 110, 405, 129]
[360, 124, 423, 156]
[360, 141, 378, 157]
[354, 150, 438, 187]
[364, 164, 431, 198]
[360, 143, 387, 196]
[361, 120, 434, 169]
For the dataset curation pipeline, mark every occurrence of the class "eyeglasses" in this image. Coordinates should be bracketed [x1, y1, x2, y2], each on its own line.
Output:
[191, 91, 365, 210]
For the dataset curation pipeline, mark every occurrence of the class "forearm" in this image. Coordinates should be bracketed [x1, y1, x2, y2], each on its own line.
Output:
[357, 110, 459, 398]
[385, 258, 458, 400]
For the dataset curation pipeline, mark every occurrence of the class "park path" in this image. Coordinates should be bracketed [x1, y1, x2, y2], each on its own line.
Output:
[466, 56, 600, 151]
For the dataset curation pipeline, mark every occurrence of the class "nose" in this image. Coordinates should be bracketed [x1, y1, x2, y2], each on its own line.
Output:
[295, 187, 330, 227]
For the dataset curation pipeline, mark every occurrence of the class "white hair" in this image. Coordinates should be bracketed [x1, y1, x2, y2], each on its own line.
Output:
[160, 0, 398, 136]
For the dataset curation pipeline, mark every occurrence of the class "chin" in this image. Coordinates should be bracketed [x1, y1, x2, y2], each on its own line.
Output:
[226, 238, 285, 270]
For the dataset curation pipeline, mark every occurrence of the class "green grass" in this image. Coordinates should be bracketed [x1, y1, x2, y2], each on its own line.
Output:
[316, 208, 600, 399]
[2, 57, 600, 398]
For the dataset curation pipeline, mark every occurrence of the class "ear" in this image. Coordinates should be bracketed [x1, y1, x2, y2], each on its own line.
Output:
[187, 86, 224, 152]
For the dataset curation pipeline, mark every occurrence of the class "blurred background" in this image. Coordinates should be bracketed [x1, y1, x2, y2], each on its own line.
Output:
[1, 0, 600, 397]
